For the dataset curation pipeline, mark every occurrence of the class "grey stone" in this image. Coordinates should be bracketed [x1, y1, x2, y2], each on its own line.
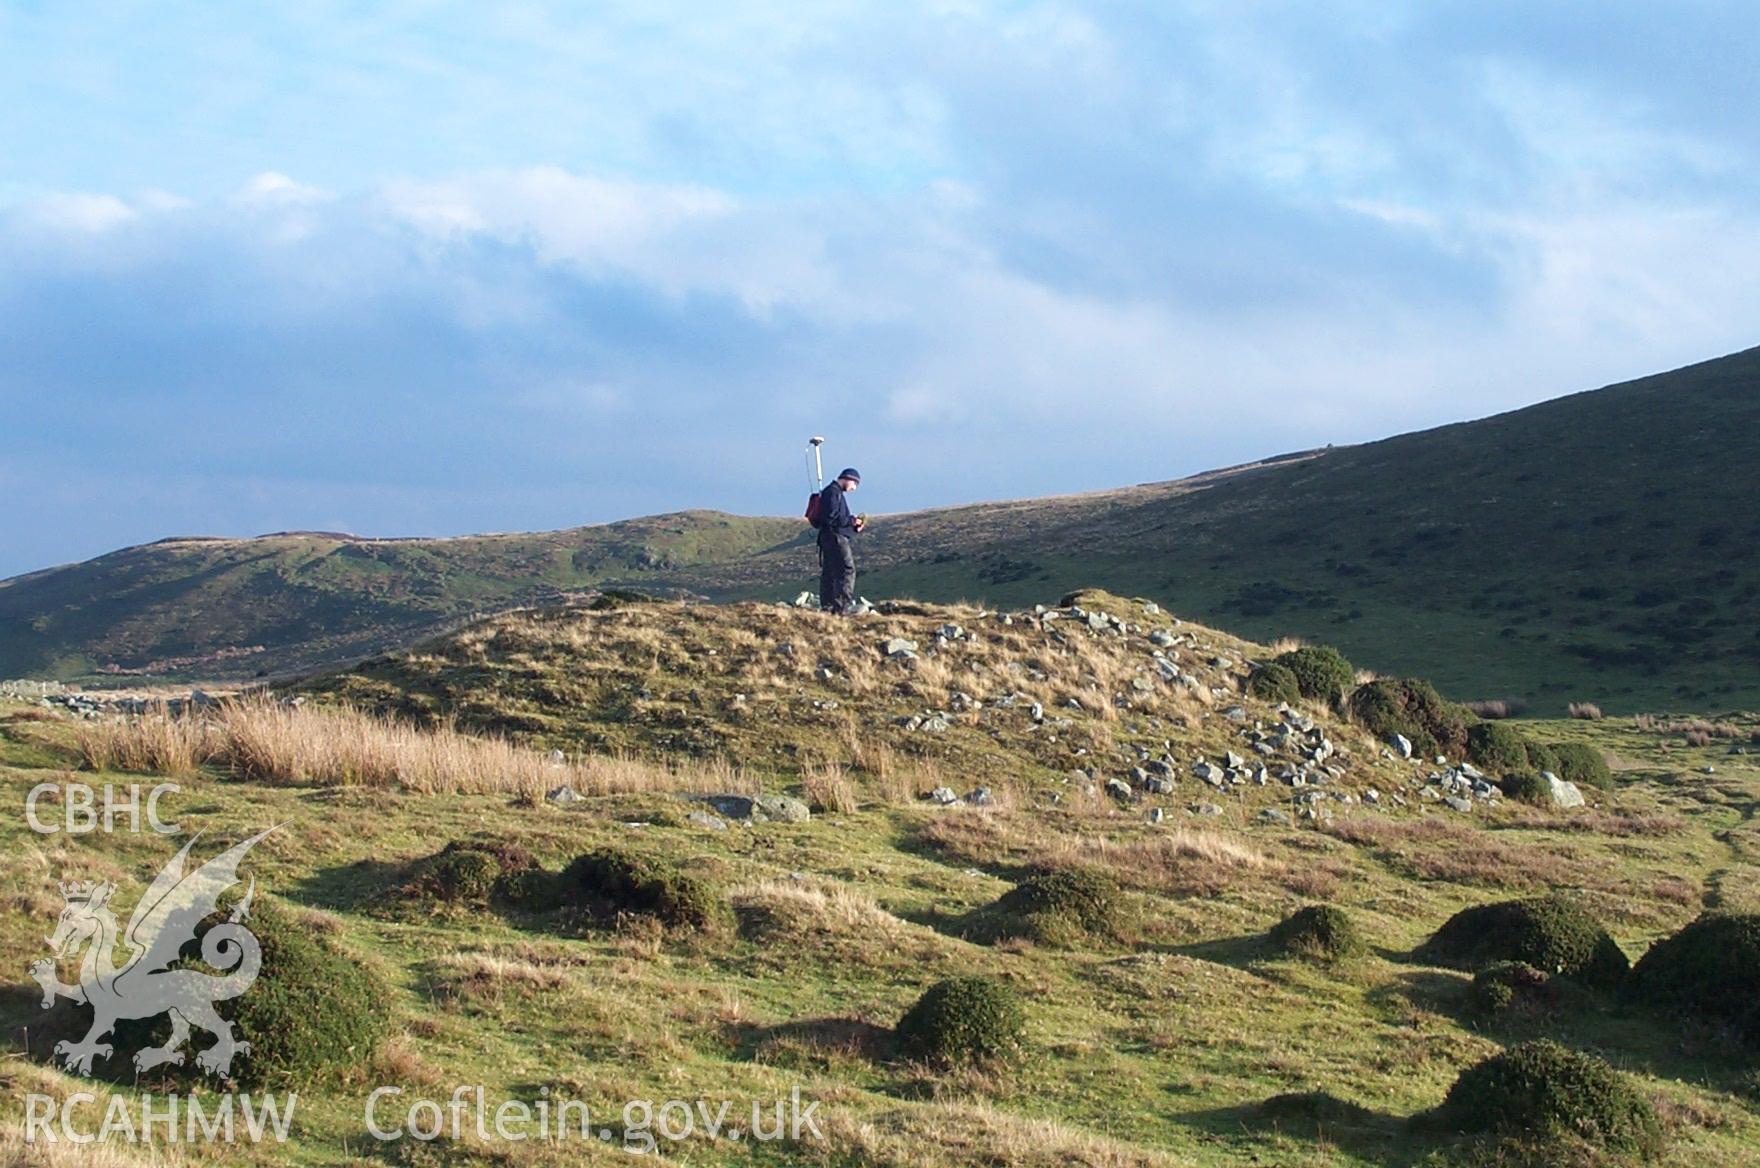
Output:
[929, 786, 959, 805]
[1149, 629, 1176, 647]
[880, 637, 919, 658]
[753, 795, 812, 823]
[545, 785, 585, 806]
[1444, 795, 1474, 813]
[1104, 777, 1134, 802]
[1192, 803, 1224, 816]
[1258, 808, 1292, 825]
[965, 787, 995, 806]
[1148, 806, 1165, 823]
[1392, 733, 1413, 759]
[1544, 773, 1586, 808]
[687, 810, 729, 831]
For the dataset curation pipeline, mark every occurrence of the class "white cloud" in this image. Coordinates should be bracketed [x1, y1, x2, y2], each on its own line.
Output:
[21, 193, 137, 233]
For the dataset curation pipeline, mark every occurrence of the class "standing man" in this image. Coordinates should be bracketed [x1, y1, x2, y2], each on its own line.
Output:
[817, 468, 865, 614]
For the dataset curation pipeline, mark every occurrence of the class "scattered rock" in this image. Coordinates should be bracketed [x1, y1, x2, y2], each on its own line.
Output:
[686, 810, 728, 831]
[545, 785, 585, 807]
[929, 787, 959, 805]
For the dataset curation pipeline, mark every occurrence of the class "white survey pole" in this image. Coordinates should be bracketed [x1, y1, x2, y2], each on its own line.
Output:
[808, 436, 825, 488]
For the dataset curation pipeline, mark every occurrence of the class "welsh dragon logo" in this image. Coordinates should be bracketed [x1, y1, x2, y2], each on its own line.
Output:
[29, 828, 277, 1078]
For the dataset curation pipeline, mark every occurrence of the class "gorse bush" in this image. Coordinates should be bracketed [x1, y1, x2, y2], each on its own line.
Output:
[1246, 663, 1302, 706]
[1348, 677, 1472, 760]
[1417, 895, 1629, 989]
[1623, 912, 1760, 1046]
[560, 848, 727, 931]
[1498, 771, 1550, 806]
[1523, 740, 1561, 775]
[1466, 722, 1532, 774]
[398, 839, 553, 910]
[895, 976, 1027, 1066]
[430, 848, 501, 903]
[971, 867, 1128, 947]
[1433, 1040, 1662, 1156]
[1268, 905, 1363, 962]
[1466, 961, 1571, 1021]
[1271, 646, 1355, 705]
[119, 898, 391, 1088]
[1548, 742, 1613, 791]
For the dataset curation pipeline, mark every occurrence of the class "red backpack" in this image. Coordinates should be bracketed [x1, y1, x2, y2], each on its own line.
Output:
[804, 491, 824, 528]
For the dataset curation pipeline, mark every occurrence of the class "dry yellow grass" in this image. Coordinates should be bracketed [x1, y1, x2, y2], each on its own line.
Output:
[730, 876, 902, 935]
[801, 760, 858, 813]
[74, 698, 748, 799]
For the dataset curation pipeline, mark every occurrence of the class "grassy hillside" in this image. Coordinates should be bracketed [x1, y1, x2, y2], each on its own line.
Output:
[3, 347, 1757, 712]
[0, 512, 803, 680]
[3, 591, 1758, 1165]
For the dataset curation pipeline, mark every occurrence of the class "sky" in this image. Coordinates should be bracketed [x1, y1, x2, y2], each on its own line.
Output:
[2, 2, 1757, 579]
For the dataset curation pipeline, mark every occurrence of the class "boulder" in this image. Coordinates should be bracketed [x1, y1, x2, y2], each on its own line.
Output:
[1544, 772, 1586, 808]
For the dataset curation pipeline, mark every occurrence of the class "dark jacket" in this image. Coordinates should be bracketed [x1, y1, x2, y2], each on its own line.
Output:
[816, 481, 858, 540]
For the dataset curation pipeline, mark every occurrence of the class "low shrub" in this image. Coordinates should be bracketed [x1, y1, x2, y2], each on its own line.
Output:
[1431, 1040, 1662, 1155]
[1348, 677, 1472, 760]
[1568, 702, 1604, 721]
[1268, 904, 1364, 962]
[1547, 742, 1613, 791]
[560, 848, 727, 931]
[1273, 646, 1355, 705]
[430, 849, 501, 902]
[1466, 961, 1576, 1021]
[1246, 663, 1302, 706]
[1523, 740, 1561, 775]
[1498, 771, 1550, 806]
[1466, 722, 1532, 775]
[1417, 895, 1628, 989]
[398, 840, 551, 909]
[895, 976, 1026, 1066]
[1622, 912, 1760, 1046]
[969, 868, 1128, 947]
[117, 898, 391, 1088]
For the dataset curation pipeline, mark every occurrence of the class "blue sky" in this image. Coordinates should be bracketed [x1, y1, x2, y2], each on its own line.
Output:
[2, 2, 1757, 578]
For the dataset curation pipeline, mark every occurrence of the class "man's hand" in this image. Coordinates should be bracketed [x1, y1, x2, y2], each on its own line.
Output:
[853, 517, 867, 532]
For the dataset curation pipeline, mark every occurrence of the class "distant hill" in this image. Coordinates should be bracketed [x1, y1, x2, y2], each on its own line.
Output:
[3, 347, 1757, 711]
[0, 513, 802, 680]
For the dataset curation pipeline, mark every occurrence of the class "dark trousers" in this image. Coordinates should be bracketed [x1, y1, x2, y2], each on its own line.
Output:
[818, 534, 856, 614]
